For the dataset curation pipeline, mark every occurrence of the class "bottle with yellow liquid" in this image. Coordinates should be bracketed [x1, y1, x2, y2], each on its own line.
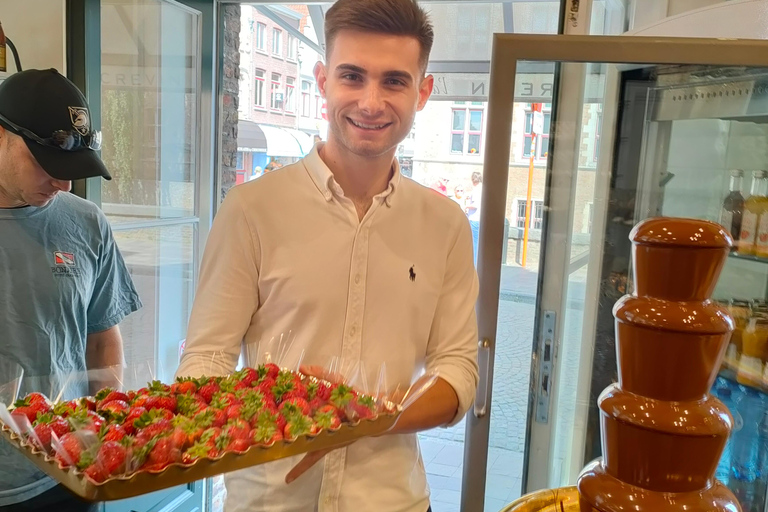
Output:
[739, 170, 768, 255]
[726, 299, 752, 368]
[0, 22, 6, 73]
[754, 170, 768, 258]
[738, 313, 768, 388]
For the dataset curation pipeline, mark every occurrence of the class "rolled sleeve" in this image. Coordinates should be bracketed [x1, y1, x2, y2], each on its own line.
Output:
[176, 187, 260, 379]
[425, 215, 480, 426]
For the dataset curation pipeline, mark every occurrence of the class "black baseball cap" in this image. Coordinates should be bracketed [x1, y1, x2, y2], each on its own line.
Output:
[0, 68, 111, 180]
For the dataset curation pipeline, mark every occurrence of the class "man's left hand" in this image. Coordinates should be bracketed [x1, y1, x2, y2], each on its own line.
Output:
[285, 442, 353, 484]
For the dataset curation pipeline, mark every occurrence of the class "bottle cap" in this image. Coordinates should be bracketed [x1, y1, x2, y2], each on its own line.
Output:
[731, 169, 744, 177]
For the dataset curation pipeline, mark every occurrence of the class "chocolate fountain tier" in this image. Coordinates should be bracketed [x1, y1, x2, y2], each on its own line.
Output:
[576, 216, 740, 512]
[578, 460, 738, 512]
[599, 384, 732, 492]
[613, 296, 733, 401]
[629, 218, 732, 301]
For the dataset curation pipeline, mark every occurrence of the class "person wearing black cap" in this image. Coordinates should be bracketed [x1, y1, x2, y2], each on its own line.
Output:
[0, 69, 141, 511]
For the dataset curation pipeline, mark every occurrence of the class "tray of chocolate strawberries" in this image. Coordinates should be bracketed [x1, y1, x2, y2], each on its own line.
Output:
[0, 356, 435, 501]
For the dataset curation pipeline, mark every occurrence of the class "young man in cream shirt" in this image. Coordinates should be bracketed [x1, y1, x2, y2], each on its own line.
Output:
[177, 1, 479, 510]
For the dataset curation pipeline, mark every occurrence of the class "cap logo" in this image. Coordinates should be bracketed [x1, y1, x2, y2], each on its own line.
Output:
[68, 106, 90, 136]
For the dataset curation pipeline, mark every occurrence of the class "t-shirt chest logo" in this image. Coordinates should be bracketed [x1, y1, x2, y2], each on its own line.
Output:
[54, 251, 75, 265]
[51, 251, 82, 277]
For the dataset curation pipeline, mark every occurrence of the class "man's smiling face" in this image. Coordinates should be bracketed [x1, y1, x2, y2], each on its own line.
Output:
[315, 29, 433, 159]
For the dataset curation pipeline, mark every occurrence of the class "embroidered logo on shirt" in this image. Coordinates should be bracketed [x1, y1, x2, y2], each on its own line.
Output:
[409, 265, 416, 282]
[54, 251, 76, 266]
[51, 251, 82, 277]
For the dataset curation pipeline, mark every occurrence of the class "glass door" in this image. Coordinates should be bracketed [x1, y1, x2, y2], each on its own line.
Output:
[473, 33, 768, 512]
[98, 1, 209, 511]
[216, 3, 565, 512]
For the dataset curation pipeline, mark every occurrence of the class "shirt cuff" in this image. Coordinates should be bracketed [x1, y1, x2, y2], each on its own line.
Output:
[432, 364, 478, 427]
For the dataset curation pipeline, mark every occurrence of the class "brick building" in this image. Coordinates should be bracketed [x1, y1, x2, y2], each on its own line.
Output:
[235, 5, 317, 184]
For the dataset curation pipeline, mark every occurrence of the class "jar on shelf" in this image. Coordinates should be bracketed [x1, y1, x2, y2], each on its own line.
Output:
[738, 313, 768, 388]
[727, 299, 753, 368]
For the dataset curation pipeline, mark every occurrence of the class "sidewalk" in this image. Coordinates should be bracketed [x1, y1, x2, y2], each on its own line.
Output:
[418, 264, 588, 512]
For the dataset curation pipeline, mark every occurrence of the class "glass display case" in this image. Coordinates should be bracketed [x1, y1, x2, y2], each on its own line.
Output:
[606, 64, 768, 512]
[475, 34, 768, 512]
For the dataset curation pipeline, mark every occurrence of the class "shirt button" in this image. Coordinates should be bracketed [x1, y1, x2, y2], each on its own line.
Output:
[355, 274, 360, 284]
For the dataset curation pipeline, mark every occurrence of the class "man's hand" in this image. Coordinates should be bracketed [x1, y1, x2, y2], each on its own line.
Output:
[285, 365, 352, 484]
[284, 367, 458, 484]
[285, 441, 354, 484]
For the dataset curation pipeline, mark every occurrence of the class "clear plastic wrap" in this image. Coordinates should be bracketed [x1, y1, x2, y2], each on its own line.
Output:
[0, 332, 438, 501]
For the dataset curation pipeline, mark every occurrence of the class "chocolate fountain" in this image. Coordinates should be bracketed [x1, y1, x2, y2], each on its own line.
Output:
[504, 217, 742, 512]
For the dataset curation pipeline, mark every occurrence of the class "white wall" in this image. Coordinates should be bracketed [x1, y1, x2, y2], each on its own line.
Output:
[0, 0, 66, 79]
[666, 0, 724, 15]
[629, 0, 768, 38]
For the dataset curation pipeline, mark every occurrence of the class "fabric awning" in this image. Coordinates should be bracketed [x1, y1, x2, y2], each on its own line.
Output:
[237, 120, 267, 153]
[258, 124, 305, 158]
[284, 128, 315, 156]
[237, 121, 313, 158]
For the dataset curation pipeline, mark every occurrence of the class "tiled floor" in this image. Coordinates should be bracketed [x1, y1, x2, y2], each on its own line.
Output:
[420, 436, 525, 512]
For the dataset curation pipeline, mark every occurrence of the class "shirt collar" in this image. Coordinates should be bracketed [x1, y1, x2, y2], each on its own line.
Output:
[303, 142, 401, 207]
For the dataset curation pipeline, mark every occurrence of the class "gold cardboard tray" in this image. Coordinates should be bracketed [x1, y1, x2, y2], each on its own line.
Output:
[0, 408, 400, 501]
[499, 487, 581, 512]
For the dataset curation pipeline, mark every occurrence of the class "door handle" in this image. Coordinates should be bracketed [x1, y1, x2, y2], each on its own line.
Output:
[474, 338, 491, 418]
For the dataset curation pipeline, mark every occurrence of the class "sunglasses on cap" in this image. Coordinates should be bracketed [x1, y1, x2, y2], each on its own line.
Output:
[0, 111, 102, 152]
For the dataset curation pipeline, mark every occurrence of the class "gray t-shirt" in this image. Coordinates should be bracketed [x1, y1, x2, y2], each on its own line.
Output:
[0, 192, 141, 505]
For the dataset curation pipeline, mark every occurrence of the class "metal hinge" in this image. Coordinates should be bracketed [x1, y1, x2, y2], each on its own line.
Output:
[535, 311, 556, 424]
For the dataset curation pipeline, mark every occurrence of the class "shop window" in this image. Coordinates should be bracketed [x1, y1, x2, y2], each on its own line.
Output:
[271, 73, 283, 111]
[254, 69, 265, 108]
[515, 199, 544, 229]
[301, 80, 312, 117]
[451, 106, 484, 155]
[523, 104, 551, 160]
[272, 28, 282, 56]
[256, 22, 266, 52]
[287, 35, 297, 60]
[285, 77, 296, 113]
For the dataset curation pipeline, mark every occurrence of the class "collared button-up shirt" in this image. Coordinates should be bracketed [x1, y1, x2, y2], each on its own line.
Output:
[177, 144, 479, 512]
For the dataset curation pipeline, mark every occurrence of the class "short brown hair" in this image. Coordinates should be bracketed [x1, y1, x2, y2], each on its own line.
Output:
[324, 0, 434, 71]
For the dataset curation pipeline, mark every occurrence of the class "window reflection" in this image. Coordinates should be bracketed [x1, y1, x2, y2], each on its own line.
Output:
[100, 0, 199, 224]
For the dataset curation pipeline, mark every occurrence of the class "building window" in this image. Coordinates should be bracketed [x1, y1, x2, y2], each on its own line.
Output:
[594, 108, 602, 162]
[272, 28, 282, 56]
[256, 23, 266, 52]
[271, 73, 283, 111]
[523, 104, 551, 160]
[450, 106, 483, 155]
[287, 35, 297, 61]
[285, 77, 296, 113]
[515, 199, 544, 230]
[254, 69, 265, 108]
[301, 80, 312, 117]
[236, 151, 244, 170]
